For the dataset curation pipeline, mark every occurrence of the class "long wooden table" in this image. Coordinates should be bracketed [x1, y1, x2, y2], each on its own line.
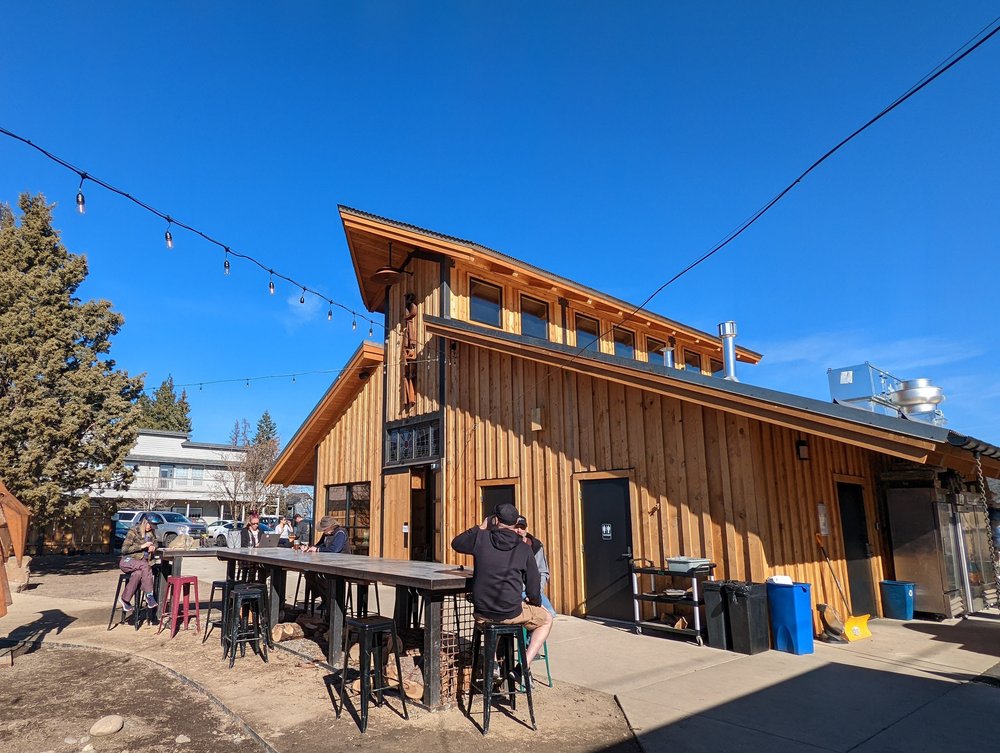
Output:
[214, 548, 472, 708]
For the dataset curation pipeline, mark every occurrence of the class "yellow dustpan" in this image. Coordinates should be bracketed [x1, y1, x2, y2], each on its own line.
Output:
[815, 533, 872, 642]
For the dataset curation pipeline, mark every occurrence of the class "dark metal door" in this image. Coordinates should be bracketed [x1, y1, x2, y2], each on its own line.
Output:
[581, 477, 633, 621]
[837, 482, 877, 616]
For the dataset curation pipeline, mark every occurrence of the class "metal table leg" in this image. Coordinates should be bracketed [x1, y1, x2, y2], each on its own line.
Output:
[326, 576, 346, 667]
[422, 591, 444, 708]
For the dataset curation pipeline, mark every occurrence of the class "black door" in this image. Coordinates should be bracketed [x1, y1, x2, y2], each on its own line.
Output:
[837, 482, 877, 616]
[581, 477, 634, 621]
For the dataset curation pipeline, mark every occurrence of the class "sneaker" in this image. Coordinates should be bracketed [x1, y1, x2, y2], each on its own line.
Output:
[119, 598, 134, 614]
[145, 594, 158, 609]
[510, 663, 532, 690]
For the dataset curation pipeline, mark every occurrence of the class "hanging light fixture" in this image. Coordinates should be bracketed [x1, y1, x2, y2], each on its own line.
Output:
[299, 287, 306, 304]
[368, 323, 374, 337]
[370, 240, 402, 284]
[164, 218, 174, 249]
[352, 315, 357, 331]
[327, 306, 333, 321]
[75, 174, 87, 214]
[224, 248, 231, 275]
[268, 272, 275, 296]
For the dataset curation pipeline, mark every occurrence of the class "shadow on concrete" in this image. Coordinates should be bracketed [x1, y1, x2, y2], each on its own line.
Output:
[632, 660, 1000, 753]
[28, 554, 119, 576]
[902, 616, 1000, 661]
[0, 609, 77, 659]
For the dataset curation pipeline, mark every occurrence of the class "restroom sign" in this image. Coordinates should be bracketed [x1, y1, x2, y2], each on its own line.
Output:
[601, 523, 612, 540]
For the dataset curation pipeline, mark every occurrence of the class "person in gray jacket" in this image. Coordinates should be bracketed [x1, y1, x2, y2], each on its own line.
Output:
[515, 516, 556, 617]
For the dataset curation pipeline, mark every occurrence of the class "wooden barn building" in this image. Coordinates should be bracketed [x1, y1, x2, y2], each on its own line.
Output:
[267, 207, 1000, 628]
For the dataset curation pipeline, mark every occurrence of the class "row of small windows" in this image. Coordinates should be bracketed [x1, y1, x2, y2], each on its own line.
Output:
[469, 277, 722, 375]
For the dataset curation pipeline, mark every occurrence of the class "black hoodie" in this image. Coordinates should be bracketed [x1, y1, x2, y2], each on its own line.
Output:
[452, 525, 541, 620]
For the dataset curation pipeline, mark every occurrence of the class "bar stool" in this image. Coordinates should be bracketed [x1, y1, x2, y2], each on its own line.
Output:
[467, 621, 536, 734]
[203, 579, 233, 644]
[520, 627, 552, 688]
[158, 575, 201, 637]
[293, 572, 317, 614]
[224, 585, 269, 668]
[108, 572, 144, 631]
[337, 615, 409, 733]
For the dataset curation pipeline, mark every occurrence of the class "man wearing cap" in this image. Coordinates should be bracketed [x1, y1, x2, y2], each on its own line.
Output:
[451, 503, 553, 684]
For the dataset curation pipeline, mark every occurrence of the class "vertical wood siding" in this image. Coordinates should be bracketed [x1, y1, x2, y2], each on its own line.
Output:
[443, 342, 890, 628]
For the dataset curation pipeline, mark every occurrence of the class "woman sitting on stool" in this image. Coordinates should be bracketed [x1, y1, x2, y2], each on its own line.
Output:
[118, 515, 159, 614]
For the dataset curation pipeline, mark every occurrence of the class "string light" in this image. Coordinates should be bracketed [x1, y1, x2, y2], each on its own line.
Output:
[75, 174, 86, 214]
[327, 307, 332, 321]
[300, 287, 306, 305]
[368, 324, 373, 337]
[0, 126, 389, 333]
[352, 316, 357, 331]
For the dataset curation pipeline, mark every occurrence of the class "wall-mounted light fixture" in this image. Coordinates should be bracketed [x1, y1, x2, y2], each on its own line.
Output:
[796, 439, 810, 460]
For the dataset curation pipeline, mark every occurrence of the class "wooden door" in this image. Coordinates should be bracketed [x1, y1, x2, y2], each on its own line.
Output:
[382, 470, 411, 559]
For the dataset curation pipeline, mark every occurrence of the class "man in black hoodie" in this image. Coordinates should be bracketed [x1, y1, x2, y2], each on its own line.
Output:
[451, 502, 553, 674]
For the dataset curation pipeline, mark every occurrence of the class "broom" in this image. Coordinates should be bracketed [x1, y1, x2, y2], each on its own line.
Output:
[815, 533, 871, 642]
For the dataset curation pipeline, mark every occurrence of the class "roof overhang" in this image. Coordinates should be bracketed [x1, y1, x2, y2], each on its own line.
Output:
[423, 316, 1000, 479]
[265, 342, 384, 487]
[339, 206, 762, 365]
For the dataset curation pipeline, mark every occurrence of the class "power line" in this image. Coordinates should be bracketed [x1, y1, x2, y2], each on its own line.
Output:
[0, 125, 384, 332]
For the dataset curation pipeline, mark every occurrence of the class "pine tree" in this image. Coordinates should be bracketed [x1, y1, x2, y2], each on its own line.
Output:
[0, 194, 144, 522]
[253, 410, 278, 445]
[137, 376, 193, 432]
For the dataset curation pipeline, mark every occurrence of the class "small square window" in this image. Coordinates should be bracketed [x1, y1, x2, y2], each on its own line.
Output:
[613, 329, 635, 359]
[520, 295, 548, 339]
[647, 337, 668, 366]
[575, 314, 601, 353]
[470, 279, 502, 328]
[684, 350, 703, 372]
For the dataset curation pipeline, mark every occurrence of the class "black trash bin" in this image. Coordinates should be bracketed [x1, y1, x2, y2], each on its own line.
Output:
[725, 582, 770, 655]
[703, 581, 730, 650]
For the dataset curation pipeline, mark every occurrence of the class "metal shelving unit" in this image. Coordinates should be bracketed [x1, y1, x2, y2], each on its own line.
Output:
[631, 561, 717, 645]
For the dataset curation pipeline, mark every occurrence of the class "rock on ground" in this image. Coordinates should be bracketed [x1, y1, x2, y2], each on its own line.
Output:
[89, 714, 124, 736]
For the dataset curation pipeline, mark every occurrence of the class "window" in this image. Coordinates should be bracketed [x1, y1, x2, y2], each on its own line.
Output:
[385, 419, 440, 466]
[325, 482, 371, 556]
[613, 328, 635, 359]
[470, 278, 502, 328]
[710, 358, 725, 378]
[683, 350, 702, 372]
[158, 463, 175, 489]
[575, 314, 601, 353]
[520, 295, 549, 339]
[647, 337, 668, 367]
[480, 484, 516, 521]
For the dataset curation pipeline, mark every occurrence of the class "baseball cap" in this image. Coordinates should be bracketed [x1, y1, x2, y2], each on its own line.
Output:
[493, 503, 520, 526]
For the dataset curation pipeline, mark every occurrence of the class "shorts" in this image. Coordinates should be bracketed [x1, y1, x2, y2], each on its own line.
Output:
[475, 603, 551, 631]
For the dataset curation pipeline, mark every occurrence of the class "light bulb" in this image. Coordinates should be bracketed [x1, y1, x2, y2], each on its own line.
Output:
[269, 277, 275, 295]
[76, 188, 86, 214]
[352, 317, 357, 331]
[165, 229, 173, 248]
[368, 324, 373, 337]
[300, 289, 306, 305]
[224, 257, 231, 275]
[327, 308, 332, 321]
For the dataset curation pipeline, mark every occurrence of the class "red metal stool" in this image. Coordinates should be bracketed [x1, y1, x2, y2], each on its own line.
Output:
[158, 575, 201, 637]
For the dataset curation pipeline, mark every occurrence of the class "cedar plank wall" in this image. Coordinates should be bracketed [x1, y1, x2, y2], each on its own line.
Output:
[384, 258, 441, 421]
[315, 366, 385, 554]
[443, 342, 891, 628]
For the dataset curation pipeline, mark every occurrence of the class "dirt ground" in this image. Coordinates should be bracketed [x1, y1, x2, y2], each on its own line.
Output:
[0, 647, 251, 753]
[1, 556, 640, 753]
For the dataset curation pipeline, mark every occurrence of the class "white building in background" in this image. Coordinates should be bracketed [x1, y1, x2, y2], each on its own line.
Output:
[95, 429, 249, 520]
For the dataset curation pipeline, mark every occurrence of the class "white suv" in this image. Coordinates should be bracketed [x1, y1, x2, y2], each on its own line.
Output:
[114, 510, 208, 546]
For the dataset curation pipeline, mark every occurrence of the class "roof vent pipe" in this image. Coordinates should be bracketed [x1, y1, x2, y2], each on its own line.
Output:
[718, 321, 738, 381]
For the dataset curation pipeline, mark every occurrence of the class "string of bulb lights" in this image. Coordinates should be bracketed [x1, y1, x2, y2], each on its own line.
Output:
[174, 348, 447, 391]
[0, 125, 383, 335]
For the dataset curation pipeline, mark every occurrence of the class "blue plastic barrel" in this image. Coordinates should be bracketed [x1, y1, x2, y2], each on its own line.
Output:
[879, 580, 915, 620]
[766, 582, 814, 655]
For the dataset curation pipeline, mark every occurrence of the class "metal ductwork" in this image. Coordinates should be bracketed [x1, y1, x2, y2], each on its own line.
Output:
[718, 321, 738, 382]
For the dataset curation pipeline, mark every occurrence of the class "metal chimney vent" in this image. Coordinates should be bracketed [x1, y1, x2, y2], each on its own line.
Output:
[718, 321, 738, 382]
[827, 363, 946, 426]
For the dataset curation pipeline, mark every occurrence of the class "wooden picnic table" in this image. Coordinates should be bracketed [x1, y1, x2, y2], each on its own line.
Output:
[214, 547, 472, 708]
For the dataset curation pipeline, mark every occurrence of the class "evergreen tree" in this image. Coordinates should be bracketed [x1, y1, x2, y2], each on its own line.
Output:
[137, 376, 192, 432]
[253, 410, 278, 445]
[0, 194, 143, 522]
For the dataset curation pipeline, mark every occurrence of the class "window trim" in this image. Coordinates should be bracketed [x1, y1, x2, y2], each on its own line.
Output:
[469, 277, 504, 329]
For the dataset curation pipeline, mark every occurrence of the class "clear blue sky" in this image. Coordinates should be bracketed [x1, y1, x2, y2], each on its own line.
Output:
[2, 3, 998, 445]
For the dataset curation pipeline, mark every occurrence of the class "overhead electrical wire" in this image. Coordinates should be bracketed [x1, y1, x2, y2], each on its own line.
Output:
[0, 125, 383, 332]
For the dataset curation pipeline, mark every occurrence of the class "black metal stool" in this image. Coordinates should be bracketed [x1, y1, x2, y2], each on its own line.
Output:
[108, 572, 146, 631]
[337, 615, 408, 733]
[203, 579, 233, 644]
[224, 584, 269, 668]
[293, 571, 317, 614]
[467, 621, 536, 734]
[346, 580, 381, 618]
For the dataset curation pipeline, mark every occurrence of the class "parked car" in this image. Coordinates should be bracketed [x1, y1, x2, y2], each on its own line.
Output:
[209, 520, 274, 547]
[113, 510, 208, 546]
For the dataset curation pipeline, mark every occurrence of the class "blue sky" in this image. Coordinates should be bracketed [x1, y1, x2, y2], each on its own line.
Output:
[2, 3, 998, 445]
